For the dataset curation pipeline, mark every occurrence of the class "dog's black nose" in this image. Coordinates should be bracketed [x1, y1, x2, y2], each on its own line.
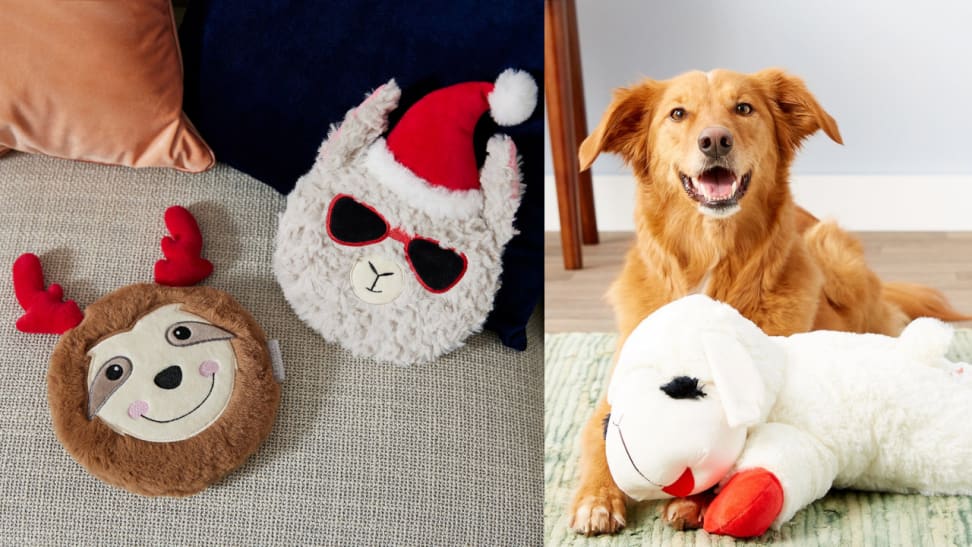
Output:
[154, 365, 183, 390]
[698, 126, 733, 158]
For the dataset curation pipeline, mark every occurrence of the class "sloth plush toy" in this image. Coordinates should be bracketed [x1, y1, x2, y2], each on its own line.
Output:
[274, 70, 536, 365]
[14, 207, 281, 496]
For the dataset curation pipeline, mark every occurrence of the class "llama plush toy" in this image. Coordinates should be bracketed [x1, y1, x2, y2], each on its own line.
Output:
[604, 294, 972, 538]
[274, 70, 536, 365]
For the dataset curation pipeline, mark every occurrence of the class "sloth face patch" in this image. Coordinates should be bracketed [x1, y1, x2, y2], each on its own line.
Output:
[84, 304, 238, 443]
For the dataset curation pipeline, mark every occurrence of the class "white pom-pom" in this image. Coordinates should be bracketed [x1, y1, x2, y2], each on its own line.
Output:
[488, 68, 537, 126]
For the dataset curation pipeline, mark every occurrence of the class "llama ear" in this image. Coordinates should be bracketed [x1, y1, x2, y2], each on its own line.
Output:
[317, 80, 401, 165]
[479, 135, 522, 245]
[701, 330, 768, 428]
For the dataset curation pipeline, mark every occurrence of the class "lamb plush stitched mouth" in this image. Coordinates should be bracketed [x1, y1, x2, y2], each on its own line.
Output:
[610, 413, 698, 497]
[680, 167, 752, 213]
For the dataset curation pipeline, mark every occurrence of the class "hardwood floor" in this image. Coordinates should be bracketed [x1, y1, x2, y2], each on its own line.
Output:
[545, 231, 972, 332]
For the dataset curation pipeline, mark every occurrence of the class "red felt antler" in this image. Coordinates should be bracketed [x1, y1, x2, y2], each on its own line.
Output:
[12, 253, 83, 334]
[154, 206, 213, 286]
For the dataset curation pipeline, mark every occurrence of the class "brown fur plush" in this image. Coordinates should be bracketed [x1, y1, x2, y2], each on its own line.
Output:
[47, 284, 280, 497]
[569, 68, 971, 535]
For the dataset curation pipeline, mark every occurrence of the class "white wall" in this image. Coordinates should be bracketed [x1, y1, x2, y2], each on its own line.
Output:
[544, 1, 972, 230]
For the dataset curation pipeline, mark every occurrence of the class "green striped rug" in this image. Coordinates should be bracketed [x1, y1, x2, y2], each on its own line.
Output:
[545, 330, 972, 546]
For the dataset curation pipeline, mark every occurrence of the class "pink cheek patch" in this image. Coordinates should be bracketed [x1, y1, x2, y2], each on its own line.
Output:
[199, 360, 220, 377]
[128, 400, 149, 420]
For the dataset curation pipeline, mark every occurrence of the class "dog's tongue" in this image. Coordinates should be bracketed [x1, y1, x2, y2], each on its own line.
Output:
[698, 167, 735, 200]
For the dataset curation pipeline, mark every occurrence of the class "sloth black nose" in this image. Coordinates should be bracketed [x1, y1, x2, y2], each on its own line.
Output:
[154, 365, 183, 389]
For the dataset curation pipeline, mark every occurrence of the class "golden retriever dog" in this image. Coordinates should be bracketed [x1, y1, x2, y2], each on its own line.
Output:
[569, 68, 970, 535]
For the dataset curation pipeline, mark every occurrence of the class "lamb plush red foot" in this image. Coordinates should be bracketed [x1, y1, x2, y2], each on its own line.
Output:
[703, 468, 783, 538]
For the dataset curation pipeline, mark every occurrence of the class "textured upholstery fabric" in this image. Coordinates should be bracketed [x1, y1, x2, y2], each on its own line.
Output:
[0, 1, 213, 171]
[178, 1, 543, 351]
[0, 152, 542, 545]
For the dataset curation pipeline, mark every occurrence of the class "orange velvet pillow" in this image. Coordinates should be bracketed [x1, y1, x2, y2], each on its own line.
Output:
[0, 1, 213, 171]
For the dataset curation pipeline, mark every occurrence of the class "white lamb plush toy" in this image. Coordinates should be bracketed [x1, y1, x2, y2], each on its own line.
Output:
[605, 294, 972, 538]
[274, 70, 536, 365]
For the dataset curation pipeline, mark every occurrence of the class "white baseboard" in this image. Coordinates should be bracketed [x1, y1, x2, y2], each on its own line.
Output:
[544, 174, 972, 232]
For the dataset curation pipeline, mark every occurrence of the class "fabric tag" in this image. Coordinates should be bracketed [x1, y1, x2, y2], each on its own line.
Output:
[268, 339, 285, 383]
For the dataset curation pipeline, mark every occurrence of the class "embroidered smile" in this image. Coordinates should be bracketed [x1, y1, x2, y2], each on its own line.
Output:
[133, 372, 217, 424]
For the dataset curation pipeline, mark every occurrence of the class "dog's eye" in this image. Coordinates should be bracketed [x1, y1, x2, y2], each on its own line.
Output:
[670, 107, 686, 121]
[735, 103, 754, 116]
[660, 376, 706, 399]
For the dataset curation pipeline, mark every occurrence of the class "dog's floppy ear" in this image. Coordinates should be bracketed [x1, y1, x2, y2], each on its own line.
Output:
[756, 68, 843, 155]
[579, 80, 662, 171]
[701, 330, 768, 428]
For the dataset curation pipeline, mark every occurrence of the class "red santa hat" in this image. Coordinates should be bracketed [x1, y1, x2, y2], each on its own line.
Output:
[365, 69, 537, 218]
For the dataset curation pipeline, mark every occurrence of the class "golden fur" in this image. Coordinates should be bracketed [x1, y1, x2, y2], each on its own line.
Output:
[48, 284, 280, 497]
[568, 68, 970, 534]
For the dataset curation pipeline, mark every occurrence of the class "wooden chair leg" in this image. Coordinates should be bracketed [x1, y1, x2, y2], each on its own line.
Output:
[564, 0, 599, 245]
[545, 0, 583, 270]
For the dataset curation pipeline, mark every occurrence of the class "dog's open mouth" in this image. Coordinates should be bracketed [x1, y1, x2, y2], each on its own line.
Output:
[680, 167, 752, 216]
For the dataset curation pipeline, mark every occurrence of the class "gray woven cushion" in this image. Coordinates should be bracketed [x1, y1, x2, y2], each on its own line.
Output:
[0, 152, 541, 545]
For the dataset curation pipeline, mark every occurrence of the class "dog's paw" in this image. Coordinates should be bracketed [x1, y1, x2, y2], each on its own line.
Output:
[663, 496, 707, 531]
[569, 486, 627, 535]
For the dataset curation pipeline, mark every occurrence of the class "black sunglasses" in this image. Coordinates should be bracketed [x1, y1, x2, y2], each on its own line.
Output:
[325, 194, 468, 293]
